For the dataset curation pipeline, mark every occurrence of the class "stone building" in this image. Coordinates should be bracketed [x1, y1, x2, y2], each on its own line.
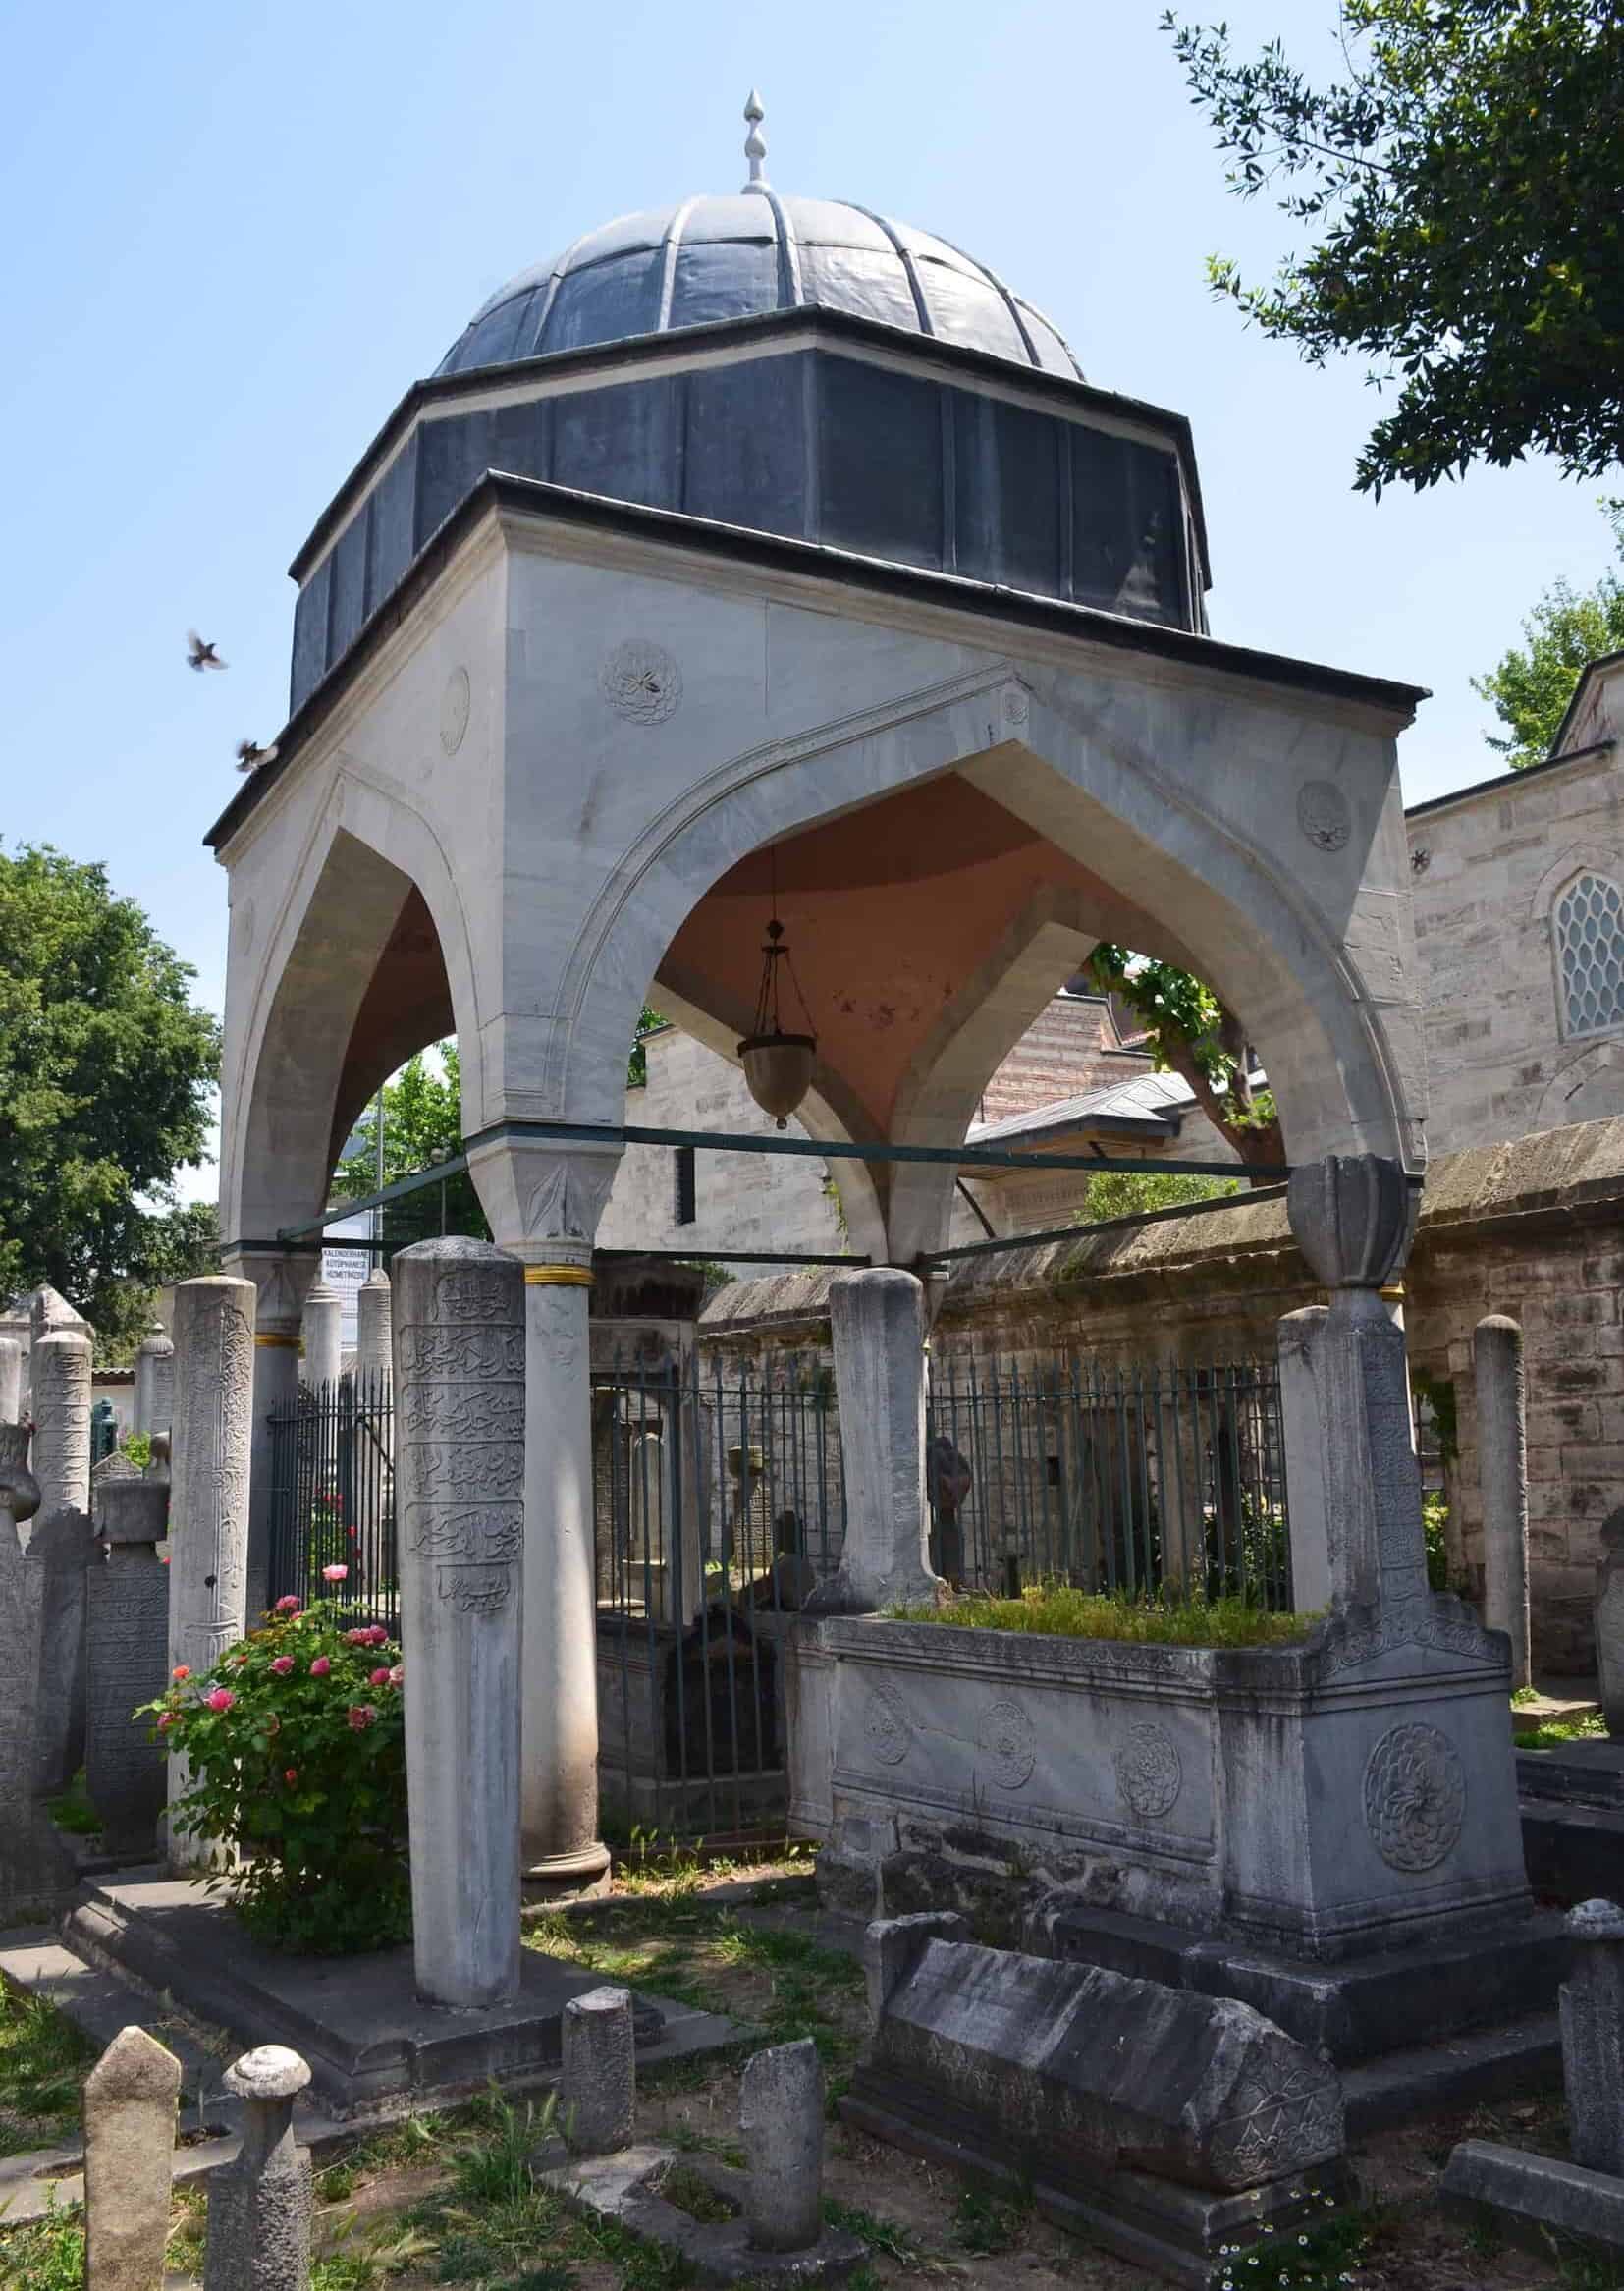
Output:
[1407, 649, 1624, 1150]
[600, 988, 1237, 1258]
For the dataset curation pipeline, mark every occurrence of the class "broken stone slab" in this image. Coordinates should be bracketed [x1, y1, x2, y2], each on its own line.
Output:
[82, 2022, 182, 2291]
[539, 2143, 867, 2286]
[0, 1421, 79, 1923]
[1441, 2138, 1624, 2257]
[1561, 1898, 1624, 2176]
[845, 1922, 1349, 2285]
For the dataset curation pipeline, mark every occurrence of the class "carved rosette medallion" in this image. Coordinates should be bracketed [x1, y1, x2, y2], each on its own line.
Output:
[977, 1699, 1036, 1790]
[440, 666, 470, 755]
[1362, 1721, 1466, 1872]
[864, 1678, 913, 1767]
[1296, 780, 1352, 853]
[600, 639, 681, 725]
[1113, 1721, 1182, 1822]
[1001, 684, 1030, 728]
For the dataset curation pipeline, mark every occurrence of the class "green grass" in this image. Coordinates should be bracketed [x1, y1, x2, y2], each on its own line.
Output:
[524, 1893, 865, 2077]
[1515, 1712, 1608, 1749]
[44, 1770, 100, 1839]
[0, 1988, 94, 2155]
[886, 1582, 1317, 1647]
[0, 2199, 82, 2291]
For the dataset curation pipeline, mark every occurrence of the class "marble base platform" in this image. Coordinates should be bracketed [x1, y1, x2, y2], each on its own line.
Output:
[67, 1872, 739, 2116]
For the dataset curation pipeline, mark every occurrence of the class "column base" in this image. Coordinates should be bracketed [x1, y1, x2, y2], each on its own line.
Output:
[523, 1842, 612, 1897]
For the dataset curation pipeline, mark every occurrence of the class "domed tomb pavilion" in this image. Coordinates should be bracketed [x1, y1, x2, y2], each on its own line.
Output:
[206, 99, 1487, 1932]
[282, 97, 1208, 716]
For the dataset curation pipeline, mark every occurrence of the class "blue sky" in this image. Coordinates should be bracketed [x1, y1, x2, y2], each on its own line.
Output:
[0, 0, 1612, 1074]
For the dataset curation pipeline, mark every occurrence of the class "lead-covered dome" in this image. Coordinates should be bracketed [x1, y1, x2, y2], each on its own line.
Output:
[436, 97, 1081, 382]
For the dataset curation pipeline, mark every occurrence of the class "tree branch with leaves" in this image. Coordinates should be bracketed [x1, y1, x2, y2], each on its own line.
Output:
[1164, 1, 1624, 495]
[1086, 947, 1282, 1169]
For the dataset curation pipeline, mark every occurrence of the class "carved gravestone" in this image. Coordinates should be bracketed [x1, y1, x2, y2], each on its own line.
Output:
[203, 2046, 313, 2291]
[394, 1237, 526, 2009]
[0, 1424, 78, 1920]
[1597, 1510, 1624, 1739]
[86, 1472, 172, 1859]
[28, 1324, 95, 1793]
[134, 1322, 176, 1438]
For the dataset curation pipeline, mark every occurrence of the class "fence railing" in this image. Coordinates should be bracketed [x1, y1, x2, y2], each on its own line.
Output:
[265, 1343, 1289, 1836]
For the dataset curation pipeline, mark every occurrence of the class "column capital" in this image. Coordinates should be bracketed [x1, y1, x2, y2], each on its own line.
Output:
[466, 1135, 623, 1273]
[220, 1246, 320, 1337]
[1287, 1154, 1417, 1290]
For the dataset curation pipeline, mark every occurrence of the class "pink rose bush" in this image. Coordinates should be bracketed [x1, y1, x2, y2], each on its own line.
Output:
[140, 1596, 406, 1954]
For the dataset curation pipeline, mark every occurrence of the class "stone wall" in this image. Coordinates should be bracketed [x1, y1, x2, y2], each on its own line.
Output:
[1407, 662, 1624, 1154]
[699, 1117, 1624, 1676]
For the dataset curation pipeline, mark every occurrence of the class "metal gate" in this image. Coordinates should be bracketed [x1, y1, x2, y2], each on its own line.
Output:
[266, 1345, 1288, 1839]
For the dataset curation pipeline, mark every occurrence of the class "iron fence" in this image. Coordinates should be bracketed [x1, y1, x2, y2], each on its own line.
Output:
[265, 1343, 1289, 1837]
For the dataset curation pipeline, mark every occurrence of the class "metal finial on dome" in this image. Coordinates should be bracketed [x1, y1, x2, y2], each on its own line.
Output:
[741, 89, 769, 195]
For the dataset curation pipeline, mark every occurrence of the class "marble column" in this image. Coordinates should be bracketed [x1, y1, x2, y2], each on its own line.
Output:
[133, 1322, 176, 1438]
[467, 1135, 621, 1885]
[394, 1237, 525, 2007]
[1284, 1155, 1426, 1612]
[28, 1324, 95, 1792]
[809, 1269, 942, 1615]
[224, 1252, 317, 1627]
[300, 1275, 343, 1393]
[168, 1277, 255, 1865]
[356, 1267, 393, 1387]
[1475, 1313, 1531, 1690]
[1276, 1306, 1331, 1613]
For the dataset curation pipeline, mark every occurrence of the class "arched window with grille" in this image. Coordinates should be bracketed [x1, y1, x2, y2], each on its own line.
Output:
[1554, 871, 1624, 1038]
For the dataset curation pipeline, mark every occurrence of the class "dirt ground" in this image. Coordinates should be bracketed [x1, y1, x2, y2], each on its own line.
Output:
[1, 1857, 1613, 2291]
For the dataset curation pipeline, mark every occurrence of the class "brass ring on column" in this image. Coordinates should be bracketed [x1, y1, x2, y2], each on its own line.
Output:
[254, 1333, 300, 1346]
[522, 1265, 594, 1286]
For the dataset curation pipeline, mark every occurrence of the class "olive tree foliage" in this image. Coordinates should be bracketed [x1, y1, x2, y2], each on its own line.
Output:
[1085, 947, 1283, 1170]
[1474, 500, 1624, 767]
[0, 845, 220, 1358]
[1164, 1, 1624, 495]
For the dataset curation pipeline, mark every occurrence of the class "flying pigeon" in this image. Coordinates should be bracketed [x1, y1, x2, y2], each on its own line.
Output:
[235, 738, 277, 774]
[187, 630, 227, 672]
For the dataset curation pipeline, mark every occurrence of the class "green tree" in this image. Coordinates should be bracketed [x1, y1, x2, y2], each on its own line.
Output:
[1086, 948, 1283, 1168]
[0, 845, 220, 1355]
[1474, 502, 1624, 766]
[1076, 1168, 1242, 1225]
[333, 1045, 487, 1245]
[1165, 2, 1624, 494]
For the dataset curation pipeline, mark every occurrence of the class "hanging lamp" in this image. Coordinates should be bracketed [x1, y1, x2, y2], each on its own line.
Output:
[737, 848, 818, 1128]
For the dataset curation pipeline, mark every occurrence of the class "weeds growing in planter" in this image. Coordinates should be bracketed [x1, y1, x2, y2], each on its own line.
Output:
[139, 1583, 408, 1953]
[886, 1582, 1317, 1647]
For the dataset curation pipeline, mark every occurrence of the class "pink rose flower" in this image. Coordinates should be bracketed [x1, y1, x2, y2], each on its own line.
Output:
[389, 1664, 404, 1687]
[274, 1595, 301, 1613]
[368, 1666, 392, 1687]
[344, 1629, 368, 1645]
[284, 1768, 298, 1785]
[205, 1688, 235, 1713]
[157, 1711, 180, 1730]
[322, 1564, 349, 1583]
[171, 1665, 189, 1681]
[270, 1656, 294, 1676]
[368, 1625, 390, 1646]
[347, 1705, 377, 1731]
[309, 1657, 331, 1677]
